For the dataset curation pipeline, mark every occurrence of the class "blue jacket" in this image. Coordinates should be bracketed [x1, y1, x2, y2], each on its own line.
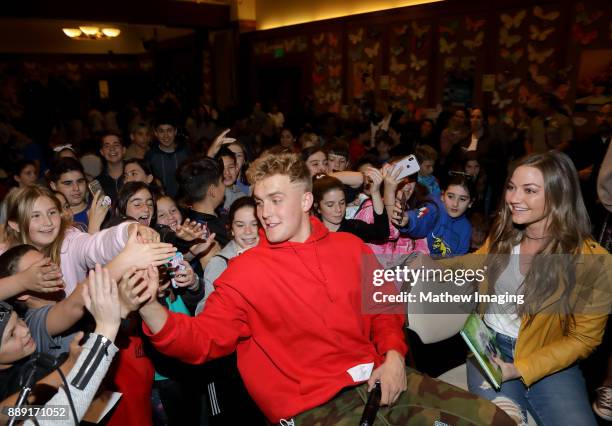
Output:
[400, 196, 471, 257]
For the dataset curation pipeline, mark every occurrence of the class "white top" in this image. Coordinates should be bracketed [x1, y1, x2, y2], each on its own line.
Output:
[484, 244, 524, 338]
[466, 134, 479, 152]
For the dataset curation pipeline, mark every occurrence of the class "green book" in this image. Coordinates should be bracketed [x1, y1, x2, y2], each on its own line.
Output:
[460, 314, 503, 390]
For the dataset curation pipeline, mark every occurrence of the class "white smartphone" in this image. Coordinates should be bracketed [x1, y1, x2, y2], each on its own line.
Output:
[393, 155, 420, 180]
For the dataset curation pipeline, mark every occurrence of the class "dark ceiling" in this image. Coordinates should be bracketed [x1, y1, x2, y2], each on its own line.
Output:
[2, 0, 231, 29]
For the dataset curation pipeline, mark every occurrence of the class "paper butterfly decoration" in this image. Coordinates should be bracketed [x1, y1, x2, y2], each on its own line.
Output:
[528, 64, 550, 86]
[533, 6, 560, 21]
[498, 77, 522, 92]
[527, 44, 554, 64]
[313, 33, 325, 46]
[492, 91, 512, 109]
[499, 27, 522, 48]
[466, 16, 486, 32]
[408, 86, 426, 101]
[328, 65, 341, 78]
[283, 39, 296, 51]
[518, 85, 531, 104]
[390, 56, 408, 75]
[501, 10, 526, 29]
[529, 25, 555, 42]
[439, 20, 459, 35]
[409, 54, 426, 71]
[463, 31, 484, 51]
[501, 48, 524, 64]
[328, 33, 339, 47]
[348, 28, 364, 45]
[575, 3, 603, 25]
[391, 46, 405, 57]
[439, 37, 457, 54]
[572, 25, 598, 45]
[313, 73, 325, 86]
[364, 43, 380, 58]
[394, 25, 408, 36]
[412, 21, 431, 38]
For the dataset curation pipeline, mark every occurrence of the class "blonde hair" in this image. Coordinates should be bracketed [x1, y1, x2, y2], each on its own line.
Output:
[246, 152, 312, 192]
[5, 185, 68, 265]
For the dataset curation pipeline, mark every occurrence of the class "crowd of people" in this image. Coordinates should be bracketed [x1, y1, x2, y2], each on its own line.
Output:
[0, 87, 609, 426]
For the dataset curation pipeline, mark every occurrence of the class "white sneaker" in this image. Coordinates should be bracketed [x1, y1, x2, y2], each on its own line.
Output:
[593, 386, 612, 421]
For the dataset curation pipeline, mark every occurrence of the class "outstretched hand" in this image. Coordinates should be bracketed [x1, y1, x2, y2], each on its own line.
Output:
[20, 257, 64, 293]
[82, 264, 121, 341]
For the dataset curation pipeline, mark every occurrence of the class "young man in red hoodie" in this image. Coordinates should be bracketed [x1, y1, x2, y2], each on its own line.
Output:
[128, 152, 513, 425]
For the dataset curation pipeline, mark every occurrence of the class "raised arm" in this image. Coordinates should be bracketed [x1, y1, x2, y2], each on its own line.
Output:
[0, 257, 64, 301]
[122, 266, 250, 365]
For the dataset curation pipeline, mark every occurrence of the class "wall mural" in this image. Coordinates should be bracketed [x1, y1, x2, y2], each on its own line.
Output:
[247, 1, 611, 115]
[312, 31, 343, 113]
[387, 20, 432, 115]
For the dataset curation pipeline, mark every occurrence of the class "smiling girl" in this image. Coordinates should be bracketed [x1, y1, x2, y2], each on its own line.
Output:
[466, 151, 609, 425]
[3, 185, 175, 294]
[312, 170, 389, 244]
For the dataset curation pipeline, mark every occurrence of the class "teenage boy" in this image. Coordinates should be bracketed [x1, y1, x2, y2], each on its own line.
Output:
[215, 146, 248, 214]
[325, 141, 350, 173]
[177, 156, 229, 246]
[415, 145, 441, 196]
[48, 157, 89, 231]
[125, 152, 513, 425]
[96, 132, 126, 201]
[145, 117, 190, 198]
[125, 122, 151, 160]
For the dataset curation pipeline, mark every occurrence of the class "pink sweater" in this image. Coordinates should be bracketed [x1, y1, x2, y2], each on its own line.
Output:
[354, 199, 429, 267]
[61, 222, 131, 294]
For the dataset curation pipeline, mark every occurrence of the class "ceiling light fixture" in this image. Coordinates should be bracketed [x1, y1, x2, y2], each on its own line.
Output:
[62, 26, 121, 40]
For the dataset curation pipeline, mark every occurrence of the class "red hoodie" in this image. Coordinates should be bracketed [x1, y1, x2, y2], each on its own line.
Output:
[143, 216, 407, 422]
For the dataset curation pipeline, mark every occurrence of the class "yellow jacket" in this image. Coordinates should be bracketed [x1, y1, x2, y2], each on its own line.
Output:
[472, 239, 610, 386]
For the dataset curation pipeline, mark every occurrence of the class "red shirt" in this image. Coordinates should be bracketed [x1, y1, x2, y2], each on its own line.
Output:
[144, 217, 407, 422]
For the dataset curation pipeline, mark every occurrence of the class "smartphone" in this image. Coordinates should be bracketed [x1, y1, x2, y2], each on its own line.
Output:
[88, 179, 112, 207]
[393, 155, 420, 180]
[88, 179, 104, 197]
[167, 252, 186, 289]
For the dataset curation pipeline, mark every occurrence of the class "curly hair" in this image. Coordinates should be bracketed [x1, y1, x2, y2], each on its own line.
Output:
[247, 152, 312, 192]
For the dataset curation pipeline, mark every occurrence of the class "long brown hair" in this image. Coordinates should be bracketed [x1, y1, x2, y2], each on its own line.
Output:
[486, 151, 591, 329]
[4, 185, 68, 265]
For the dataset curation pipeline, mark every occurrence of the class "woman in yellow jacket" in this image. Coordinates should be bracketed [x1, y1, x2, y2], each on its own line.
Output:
[466, 151, 610, 426]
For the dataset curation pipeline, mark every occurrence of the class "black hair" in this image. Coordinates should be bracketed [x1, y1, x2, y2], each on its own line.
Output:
[301, 146, 326, 162]
[124, 158, 154, 177]
[0, 244, 39, 279]
[177, 156, 223, 204]
[215, 146, 237, 163]
[112, 182, 157, 226]
[46, 157, 85, 184]
[325, 141, 349, 160]
[443, 174, 477, 200]
[228, 196, 257, 226]
[12, 160, 37, 183]
[98, 131, 126, 150]
[312, 174, 345, 216]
